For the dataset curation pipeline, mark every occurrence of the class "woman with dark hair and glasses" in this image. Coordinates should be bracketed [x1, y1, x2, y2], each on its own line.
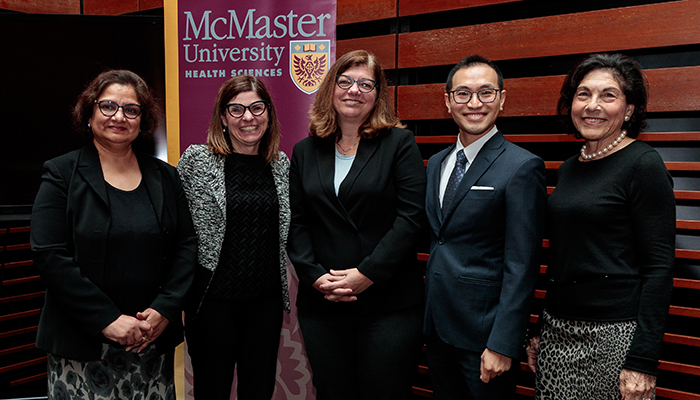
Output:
[526, 54, 675, 400]
[287, 50, 427, 399]
[31, 69, 197, 399]
[177, 75, 290, 400]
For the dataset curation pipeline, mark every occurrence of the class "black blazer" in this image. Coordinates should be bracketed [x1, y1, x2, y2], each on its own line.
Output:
[287, 128, 427, 315]
[30, 143, 197, 360]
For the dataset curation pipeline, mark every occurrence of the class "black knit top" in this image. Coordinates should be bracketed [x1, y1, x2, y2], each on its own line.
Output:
[208, 153, 280, 300]
[103, 181, 161, 318]
[544, 140, 675, 375]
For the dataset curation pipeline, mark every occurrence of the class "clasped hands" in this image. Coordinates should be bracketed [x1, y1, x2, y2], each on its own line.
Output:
[101, 307, 169, 353]
[313, 268, 373, 302]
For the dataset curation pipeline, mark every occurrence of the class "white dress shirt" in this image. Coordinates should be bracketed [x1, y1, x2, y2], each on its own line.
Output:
[438, 126, 499, 206]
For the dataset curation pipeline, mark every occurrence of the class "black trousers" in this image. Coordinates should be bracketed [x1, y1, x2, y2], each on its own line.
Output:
[426, 330, 518, 400]
[185, 294, 283, 400]
[297, 304, 424, 400]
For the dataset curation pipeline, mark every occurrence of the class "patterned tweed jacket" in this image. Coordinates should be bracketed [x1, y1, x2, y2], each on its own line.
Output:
[177, 144, 291, 313]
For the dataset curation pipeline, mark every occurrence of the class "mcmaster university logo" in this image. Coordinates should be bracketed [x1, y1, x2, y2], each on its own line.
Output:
[290, 40, 330, 94]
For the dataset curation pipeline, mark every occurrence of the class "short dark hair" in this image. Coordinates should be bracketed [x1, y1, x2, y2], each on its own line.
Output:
[558, 53, 648, 139]
[446, 55, 504, 92]
[72, 70, 162, 139]
[207, 75, 281, 164]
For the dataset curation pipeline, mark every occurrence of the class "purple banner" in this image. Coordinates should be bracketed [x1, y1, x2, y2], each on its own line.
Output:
[177, 1, 336, 156]
[174, 1, 336, 399]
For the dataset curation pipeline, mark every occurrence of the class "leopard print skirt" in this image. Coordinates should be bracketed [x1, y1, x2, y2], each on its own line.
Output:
[535, 309, 646, 400]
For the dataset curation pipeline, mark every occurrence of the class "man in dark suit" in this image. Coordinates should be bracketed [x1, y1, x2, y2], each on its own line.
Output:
[424, 55, 546, 399]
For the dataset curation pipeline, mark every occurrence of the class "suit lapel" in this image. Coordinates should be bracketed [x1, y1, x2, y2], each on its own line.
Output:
[442, 132, 506, 219]
[430, 143, 455, 226]
[315, 140, 338, 202]
[77, 144, 109, 207]
[337, 136, 379, 203]
[314, 138, 358, 230]
[138, 154, 164, 224]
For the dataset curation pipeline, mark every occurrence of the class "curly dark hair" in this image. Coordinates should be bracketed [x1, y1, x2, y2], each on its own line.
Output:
[558, 53, 648, 139]
[72, 70, 162, 140]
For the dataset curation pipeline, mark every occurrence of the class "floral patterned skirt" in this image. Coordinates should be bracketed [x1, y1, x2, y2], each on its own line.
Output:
[47, 343, 175, 400]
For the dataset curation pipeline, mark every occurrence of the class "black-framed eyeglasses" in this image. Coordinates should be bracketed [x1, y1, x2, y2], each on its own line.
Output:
[224, 100, 268, 118]
[95, 100, 142, 119]
[335, 74, 378, 93]
[448, 88, 501, 104]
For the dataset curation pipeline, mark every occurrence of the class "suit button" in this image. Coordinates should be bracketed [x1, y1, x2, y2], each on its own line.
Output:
[438, 238, 445, 245]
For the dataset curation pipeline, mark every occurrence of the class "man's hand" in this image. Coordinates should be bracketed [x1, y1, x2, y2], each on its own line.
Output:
[480, 348, 512, 383]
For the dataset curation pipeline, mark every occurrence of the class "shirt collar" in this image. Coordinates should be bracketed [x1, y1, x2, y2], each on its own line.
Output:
[455, 125, 498, 165]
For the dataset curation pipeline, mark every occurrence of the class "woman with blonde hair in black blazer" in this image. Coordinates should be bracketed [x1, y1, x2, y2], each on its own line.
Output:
[177, 75, 290, 400]
[287, 50, 427, 400]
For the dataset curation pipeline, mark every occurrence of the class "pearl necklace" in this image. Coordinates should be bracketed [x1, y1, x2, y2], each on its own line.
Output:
[580, 130, 627, 160]
[337, 140, 359, 156]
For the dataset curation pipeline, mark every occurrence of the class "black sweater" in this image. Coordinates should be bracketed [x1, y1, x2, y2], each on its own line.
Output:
[545, 140, 675, 375]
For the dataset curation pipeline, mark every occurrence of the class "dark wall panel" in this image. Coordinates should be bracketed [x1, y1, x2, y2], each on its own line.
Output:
[0, 13, 165, 206]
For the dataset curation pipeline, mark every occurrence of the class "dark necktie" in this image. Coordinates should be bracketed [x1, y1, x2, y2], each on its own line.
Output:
[443, 149, 467, 211]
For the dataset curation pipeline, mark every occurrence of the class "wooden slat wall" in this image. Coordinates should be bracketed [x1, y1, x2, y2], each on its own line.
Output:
[0, 0, 163, 14]
[337, 0, 700, 398]
[0, 222, 47, 393]
[397, 1, 700, 68]
[337, 0, 397, 25]
[398, 66, 700, 120]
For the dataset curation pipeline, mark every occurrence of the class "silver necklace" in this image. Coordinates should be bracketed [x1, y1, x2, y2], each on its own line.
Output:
[337, 140, 359, 156]
[580, 130, 627, 160]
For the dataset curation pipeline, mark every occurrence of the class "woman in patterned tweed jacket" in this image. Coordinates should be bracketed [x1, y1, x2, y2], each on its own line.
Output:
[177, 75, 290, 400]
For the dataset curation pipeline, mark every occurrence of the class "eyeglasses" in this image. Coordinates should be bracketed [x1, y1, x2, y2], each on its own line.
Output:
[95, 100, 142, 119]
[335, 74, 378, 93]
[448, 88, 501, 104]
[224, 100, 268, 118]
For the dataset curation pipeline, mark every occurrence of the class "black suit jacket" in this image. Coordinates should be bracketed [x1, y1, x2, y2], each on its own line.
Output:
[424, 132, 546, 358]
[287, 128, 427, 315]
[30, 143, 197, 360]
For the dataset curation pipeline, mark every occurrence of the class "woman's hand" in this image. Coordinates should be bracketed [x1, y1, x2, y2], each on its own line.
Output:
[620, 368, 656, 400]
[313, 273, 355, 302]
[327, 269, 373, 294]
[526, 336, 540, 373]
[126, 308, 170, 352]
[313, 269, 373, 302]
[102, 315, 151, 348]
